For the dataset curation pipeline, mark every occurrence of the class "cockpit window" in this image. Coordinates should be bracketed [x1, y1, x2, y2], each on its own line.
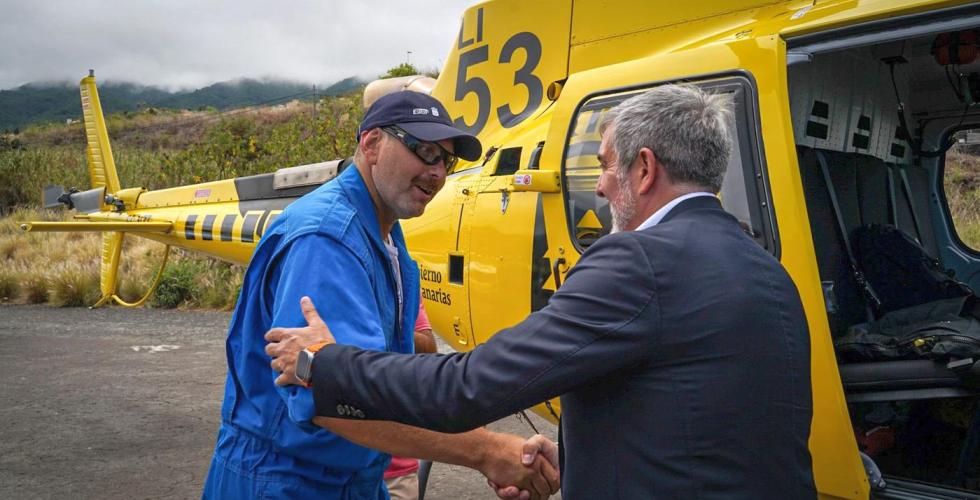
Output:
[561, 77, 776, 254]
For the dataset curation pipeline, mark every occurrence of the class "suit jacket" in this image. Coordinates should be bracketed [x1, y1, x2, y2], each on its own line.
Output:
[312, 196, 816, 499]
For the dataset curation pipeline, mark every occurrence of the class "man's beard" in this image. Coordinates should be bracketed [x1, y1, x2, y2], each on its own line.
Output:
[609, 177, 636, 234]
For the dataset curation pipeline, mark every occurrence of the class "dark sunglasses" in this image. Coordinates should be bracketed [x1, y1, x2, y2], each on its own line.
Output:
[382, 126, 458, 170]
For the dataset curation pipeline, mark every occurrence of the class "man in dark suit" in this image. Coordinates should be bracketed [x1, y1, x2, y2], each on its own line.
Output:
[266, 84, 816, 498]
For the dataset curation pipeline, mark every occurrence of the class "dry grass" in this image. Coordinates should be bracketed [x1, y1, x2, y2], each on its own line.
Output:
[48, 263, 100, 307]
[0, 207, 242, 308]
[0, 208, 99, 306]
[197, 260, 244, 310]
[0, 268, 17, 302]
[21, 273, 49, 303]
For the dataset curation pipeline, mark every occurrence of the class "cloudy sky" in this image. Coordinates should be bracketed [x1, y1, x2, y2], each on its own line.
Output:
[0, 0, 475, 90]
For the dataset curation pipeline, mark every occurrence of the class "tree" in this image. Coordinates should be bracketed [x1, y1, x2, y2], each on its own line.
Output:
[380, 63, 420, 79]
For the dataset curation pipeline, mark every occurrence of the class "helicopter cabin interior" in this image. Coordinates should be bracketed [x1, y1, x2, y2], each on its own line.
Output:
[787, 18, 980, 493]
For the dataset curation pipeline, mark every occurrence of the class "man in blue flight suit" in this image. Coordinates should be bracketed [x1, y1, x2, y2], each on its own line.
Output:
[203, 91, 559, 499]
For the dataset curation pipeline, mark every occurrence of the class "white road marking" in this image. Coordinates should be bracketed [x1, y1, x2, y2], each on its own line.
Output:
[130, 345, 181, 353]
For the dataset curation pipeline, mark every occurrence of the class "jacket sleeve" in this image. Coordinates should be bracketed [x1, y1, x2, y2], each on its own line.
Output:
[312, 232, 661, 433]
[270, 233, 387, 431]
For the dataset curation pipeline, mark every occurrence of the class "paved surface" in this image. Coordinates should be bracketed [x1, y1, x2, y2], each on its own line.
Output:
[0, 305, 558, 499]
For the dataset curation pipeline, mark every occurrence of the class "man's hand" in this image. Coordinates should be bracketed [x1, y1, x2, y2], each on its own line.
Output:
[264, 296, 335, 386]
[489, 434, 560, 500]
[480, 433, 560, 500]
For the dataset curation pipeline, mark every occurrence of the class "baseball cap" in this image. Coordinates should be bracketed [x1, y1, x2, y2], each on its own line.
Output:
[358, 91, 482, 161]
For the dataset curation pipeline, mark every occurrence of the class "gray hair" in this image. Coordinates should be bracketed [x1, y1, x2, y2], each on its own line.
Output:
[600, 84, 733, 192]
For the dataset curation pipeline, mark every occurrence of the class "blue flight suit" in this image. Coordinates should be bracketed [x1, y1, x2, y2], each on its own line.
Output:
[203, 165, 419, 499]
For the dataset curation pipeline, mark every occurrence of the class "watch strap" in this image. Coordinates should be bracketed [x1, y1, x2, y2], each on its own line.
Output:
[307, 341, 331, 353]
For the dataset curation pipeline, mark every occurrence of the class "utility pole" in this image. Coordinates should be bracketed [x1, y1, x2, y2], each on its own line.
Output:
[312, 84, 318, 139]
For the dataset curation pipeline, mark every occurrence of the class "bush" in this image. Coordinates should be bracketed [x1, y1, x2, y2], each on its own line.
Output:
[117, 276, 150, 304]
[199, 262, 244, 310]
[0, 237, 24, 260]
[49, 266, 99, 307]
[380, 63, 420, 79]
[0, 135, 22, 152]
[22, 274, 48, 304]
[945, 150, 980, 250]
[0, 270, 18, 301]
[151, 259, 202, 308]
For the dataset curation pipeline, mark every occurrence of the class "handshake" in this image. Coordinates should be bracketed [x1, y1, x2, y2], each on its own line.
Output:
[265, 297, 561, 499]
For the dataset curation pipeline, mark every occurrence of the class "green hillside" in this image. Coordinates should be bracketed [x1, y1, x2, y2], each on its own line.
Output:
[0, 77, 366, 132]
[0, 87, 365, 210]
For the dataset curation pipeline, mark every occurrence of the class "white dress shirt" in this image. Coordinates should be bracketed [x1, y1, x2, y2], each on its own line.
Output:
[634, 192, 716, 231]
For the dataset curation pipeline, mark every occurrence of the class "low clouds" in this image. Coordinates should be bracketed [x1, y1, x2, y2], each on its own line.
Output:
[0, 0, 471, 90]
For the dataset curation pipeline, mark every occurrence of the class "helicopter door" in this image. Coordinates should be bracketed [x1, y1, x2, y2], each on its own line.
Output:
[464, 147, 547, 345]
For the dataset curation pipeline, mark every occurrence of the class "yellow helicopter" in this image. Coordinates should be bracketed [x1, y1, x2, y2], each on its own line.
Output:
[22, 0, 980, 497]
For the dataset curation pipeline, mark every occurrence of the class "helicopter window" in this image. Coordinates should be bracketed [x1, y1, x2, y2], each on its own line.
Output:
[561, 77, 776, 254]
[448, 254, 464, 284]
[943, 129, 980, 253]
[528, 141, 545, 170]
[494, 147, 523, 176]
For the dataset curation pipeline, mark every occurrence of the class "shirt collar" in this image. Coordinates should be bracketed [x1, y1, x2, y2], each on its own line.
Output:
[338, 164, 406, 252]
[634, 192, 716, 231]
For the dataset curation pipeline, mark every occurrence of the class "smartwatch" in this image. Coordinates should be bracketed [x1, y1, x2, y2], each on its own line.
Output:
[296, 341, 331, 387]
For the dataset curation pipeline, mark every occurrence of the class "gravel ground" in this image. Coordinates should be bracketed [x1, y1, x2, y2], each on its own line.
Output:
[0, 304, 557, 499]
